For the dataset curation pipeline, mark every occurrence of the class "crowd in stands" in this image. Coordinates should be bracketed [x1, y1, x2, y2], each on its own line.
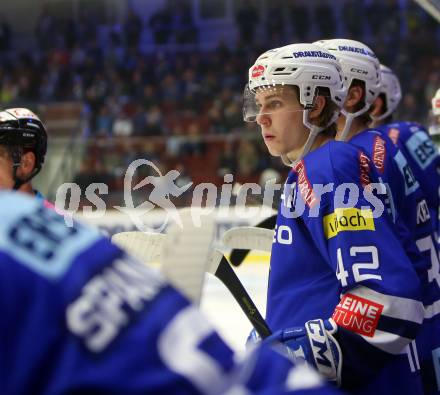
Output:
[0, 0, 438, 205]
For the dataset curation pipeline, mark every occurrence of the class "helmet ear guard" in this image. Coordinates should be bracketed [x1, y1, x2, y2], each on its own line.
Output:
[372, 64, 402, 121]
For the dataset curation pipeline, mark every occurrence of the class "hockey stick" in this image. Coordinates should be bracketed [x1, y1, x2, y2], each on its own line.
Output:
[229, 214, 277, 267]
[206, 249, 272, 339]
[112, 228, 272, 338]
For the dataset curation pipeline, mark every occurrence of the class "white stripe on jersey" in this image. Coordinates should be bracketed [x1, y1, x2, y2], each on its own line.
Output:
[351, 286, 424, 323]
[425, 299, 440, 319]
[361, 329, 413, 354]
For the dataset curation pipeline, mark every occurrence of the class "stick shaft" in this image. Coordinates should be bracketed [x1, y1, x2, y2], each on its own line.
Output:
[214, 256, 272, 338]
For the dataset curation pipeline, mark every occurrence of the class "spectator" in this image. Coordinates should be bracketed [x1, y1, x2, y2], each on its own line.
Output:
[289, 1, 310, 41]
[0, 16, 11, 52]
[124, 8, 143, 48]
[235, 0, 259, 44]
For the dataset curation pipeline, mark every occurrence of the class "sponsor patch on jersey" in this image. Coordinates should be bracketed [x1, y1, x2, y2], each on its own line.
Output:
[332, 293, 383, 337]
[416, 198, 431, 225]
[293, 160, 317, 208]
[251, 65, 265, 78]
[323, 208, 375, 239]
[372, 136, 386, 174]
[393, 150, 419, 195]
[388, 128, 400, 145]
[405, 131, 438, 170]
[359, 151, 371, 188]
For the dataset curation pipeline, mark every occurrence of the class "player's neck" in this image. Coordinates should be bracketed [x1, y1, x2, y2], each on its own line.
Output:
[341, 117, 369, 141]
[18, 183, 35, 196]
[286, 134, 332, 162]
[370, 119, 384, 129]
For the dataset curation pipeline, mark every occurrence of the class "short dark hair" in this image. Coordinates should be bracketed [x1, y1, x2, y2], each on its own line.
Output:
[350, 79, 372, 125]
[290, 85, 338, 138]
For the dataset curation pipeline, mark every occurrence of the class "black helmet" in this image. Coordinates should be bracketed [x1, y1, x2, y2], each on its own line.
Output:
[0, 108, 48, 189]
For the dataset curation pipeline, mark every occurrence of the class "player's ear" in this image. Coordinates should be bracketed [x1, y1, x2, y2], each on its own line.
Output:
[370, 95, 384, 118]
[309, 95, 326, 120]
[17, 151, 36, 178]
[344, 85, 364, 110]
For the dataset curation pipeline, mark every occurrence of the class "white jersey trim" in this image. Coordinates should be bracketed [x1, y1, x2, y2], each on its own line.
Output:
[351, 286, 424, 324]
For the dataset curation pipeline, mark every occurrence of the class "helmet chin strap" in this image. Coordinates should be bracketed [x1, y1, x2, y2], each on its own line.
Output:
[370, 109, 390, 123]
[339, 103, 370, 141]
[281, 109, 339, 168]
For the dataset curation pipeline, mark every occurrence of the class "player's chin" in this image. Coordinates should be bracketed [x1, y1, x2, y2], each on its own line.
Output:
[264, 143, 282, 157]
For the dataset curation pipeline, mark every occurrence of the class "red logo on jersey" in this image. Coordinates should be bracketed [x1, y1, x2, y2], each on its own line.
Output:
[388, 128, 400, 145]
[372, 136, 386, 174]
[251, 65, 265, 78]
[293, 160, 317, 208]
[332, 293, 383, 337]
[359, 151, 371, 188]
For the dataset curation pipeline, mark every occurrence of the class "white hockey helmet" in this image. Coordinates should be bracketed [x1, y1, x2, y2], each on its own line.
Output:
[432, 88, 440, 116]
[245, 43, 347, 166]
[374, 64, 402, 121]
[314, 39, 381, 140]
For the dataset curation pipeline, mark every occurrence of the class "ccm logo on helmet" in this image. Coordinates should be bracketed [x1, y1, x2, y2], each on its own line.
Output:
[350, 67, 368, 76]
[251, 65, 265, 78]
[312, 75, 331, 80]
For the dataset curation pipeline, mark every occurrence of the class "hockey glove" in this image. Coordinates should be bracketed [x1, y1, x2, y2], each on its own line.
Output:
[263, 319, 342, 385]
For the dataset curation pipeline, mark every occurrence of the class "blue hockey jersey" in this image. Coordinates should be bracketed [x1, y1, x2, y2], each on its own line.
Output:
[0, 191, 341, 395]
[377, 122, 440, 237]
[268, 140, 425, 394]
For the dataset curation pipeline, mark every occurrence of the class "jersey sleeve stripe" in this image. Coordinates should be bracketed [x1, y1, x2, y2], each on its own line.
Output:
[350, 286, 424, 324]
[360, 329, 413, 354]
[424, 299, 440, 319]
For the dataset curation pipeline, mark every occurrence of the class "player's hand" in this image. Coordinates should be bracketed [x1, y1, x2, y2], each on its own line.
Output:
[263, 319, 342, 385]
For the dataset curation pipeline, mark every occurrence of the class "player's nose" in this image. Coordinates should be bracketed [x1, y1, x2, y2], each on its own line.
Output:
[256, 112, 271, 126]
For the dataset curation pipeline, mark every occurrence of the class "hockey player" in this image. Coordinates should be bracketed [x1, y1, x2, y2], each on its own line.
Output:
[315, 39, 440, 394]
[371, 65, 440, 395]
[370, 67, 440, 238]
[0, 108, 52, 207]
[430, 88, 440, 136]
[245, 42, 425, 394]
[0, 190, 342, 395]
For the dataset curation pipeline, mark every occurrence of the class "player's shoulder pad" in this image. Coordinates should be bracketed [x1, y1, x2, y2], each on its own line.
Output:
[325, 141, 369, 185]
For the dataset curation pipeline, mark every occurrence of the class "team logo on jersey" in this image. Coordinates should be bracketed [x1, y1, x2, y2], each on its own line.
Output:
[416, 199, 430, 225]
[388, 128, 400, 145]
[251, 65, 265, 78]
[406, 131, 438, 170]
[372, 136, 386, 174]
[293, 160, 317, 208]
[359, 152, 371, 188]
[323, 208, 375, 239]
[393, 150, 419, 195]
[332, 293, 383, 337]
